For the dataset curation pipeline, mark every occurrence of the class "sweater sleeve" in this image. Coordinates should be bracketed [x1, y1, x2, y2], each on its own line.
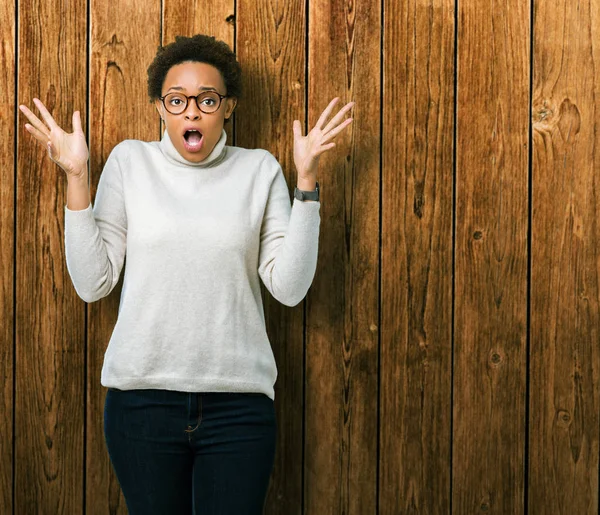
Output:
[257, 151, 321, 307]
[64, 142, 128, 303]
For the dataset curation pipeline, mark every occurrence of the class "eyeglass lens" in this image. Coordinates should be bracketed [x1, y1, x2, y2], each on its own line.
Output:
[163, 92, 221, 114]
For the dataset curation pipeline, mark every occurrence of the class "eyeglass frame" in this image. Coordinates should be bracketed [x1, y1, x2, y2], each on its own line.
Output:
[158, 90, 229, 115]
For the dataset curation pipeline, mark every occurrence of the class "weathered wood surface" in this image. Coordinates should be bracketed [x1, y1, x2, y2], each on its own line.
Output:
[15, 0, 87, 512]
[0, 0, 16, 513]
[453, 0, 530, 512]
[529, 0, 600, 512]
[380, 0, 454, 512]
[304, 0, 380, 513]
[3, 0, 600, 513]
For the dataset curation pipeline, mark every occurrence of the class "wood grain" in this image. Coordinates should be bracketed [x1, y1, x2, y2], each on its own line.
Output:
[529, 0, 600, 512]
[380, 0, 455, 512]
[6, 0, 600, 512]
[235, 0, 306, 511]
[16, 0, 87, 512]
[453, 0, 530, 512]
[0, 0, 15, 512]
[87, 1, 161, 513]
[305, 0, 380, 513]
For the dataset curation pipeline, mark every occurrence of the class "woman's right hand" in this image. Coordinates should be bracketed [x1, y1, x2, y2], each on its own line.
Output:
[19, 98, 89, 179]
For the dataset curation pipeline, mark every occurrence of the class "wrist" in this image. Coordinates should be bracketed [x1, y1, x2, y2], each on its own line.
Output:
[67, 167, 88, 184]
[296, 177, 317, 191]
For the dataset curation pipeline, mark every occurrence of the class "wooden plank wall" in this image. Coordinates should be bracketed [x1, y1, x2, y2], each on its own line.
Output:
[2, 0, 599, 513]
[453, 0, 529, 510]
[529, 0, 600, 511]
[0, 0, 15, 513]
[381, 0, 454, 511]
[15, 0, 87, 513]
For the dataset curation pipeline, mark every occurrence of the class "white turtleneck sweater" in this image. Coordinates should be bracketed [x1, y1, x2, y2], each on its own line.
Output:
[64, 128, 321, 400]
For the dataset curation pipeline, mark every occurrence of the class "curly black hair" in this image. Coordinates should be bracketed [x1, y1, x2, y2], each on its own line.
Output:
[147, 34, 242, 124]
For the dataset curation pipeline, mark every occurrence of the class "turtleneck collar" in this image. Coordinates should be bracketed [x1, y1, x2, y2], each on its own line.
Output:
[158, 127, 228, 167]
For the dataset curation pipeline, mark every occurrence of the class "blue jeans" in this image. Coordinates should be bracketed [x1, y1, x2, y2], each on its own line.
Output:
[103, 388, 277, 514]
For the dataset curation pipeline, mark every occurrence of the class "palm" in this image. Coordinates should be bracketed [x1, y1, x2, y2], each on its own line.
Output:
[51, 125, 88, 174]
[293, 130, 321, 175]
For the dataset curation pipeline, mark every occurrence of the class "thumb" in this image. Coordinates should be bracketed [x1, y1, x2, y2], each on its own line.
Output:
[72, 110, 83, 133]
[293, 120, 302, 138]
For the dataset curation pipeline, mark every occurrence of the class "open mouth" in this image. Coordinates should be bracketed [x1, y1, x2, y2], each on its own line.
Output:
[183, 129, 204, 152]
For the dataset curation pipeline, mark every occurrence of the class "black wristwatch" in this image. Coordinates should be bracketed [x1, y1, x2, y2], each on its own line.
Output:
[294, 181, 320, 202]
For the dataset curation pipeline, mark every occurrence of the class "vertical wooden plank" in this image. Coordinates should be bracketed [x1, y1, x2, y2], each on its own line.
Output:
[0, 0, 15, 512]
[304, 0, 380, 513]
[529, 0, 600, 511]
[163, 0, 235, 144]
[87, 2, 161, 513]
[380, 0, 454, 511]
[453, 0, 529, 511]
[16, 0, 87, 512]
[235, 1, 306, 511]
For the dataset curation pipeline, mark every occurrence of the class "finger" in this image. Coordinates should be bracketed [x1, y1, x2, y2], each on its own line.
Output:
[314, 97, 340, 131]
[321, 117, 353, 143]
[19, 104, 50, 139]
[32, 97, 60, 131]
[72, 110, 83, 133]
[316, 142, 336, 155]
[322, 101, 355, 135]
[23, 121, 50, 144]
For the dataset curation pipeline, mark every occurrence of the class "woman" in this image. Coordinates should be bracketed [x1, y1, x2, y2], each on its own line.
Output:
[19, 34, 353, 514]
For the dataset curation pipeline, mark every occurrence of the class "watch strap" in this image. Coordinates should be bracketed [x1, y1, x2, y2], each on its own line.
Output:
[294, 181, 320, 201]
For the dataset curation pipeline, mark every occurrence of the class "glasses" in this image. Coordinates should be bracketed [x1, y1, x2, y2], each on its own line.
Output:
[159, 91, 228, 115]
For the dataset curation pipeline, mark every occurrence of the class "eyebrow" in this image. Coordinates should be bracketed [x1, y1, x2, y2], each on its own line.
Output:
[166, 85, 218, 92]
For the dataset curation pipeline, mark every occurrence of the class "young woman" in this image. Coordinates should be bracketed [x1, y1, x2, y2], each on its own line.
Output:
[19, 34, 353, 514]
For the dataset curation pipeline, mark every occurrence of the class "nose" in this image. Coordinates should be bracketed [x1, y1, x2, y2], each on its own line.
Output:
[184, 98, 202, 119]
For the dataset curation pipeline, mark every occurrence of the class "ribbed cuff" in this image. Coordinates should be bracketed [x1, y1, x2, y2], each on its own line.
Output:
[64, 202, 95, 235]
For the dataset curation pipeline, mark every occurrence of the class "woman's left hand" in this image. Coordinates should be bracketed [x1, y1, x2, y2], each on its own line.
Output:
[293, 97, 354, 179]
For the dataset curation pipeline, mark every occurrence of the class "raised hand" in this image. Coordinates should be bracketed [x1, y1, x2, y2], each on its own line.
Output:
[292, 97, 354, 179]
[19, 98, 89, 179]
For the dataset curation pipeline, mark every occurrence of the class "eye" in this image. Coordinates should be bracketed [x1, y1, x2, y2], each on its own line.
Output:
[201, 98, 216, 106]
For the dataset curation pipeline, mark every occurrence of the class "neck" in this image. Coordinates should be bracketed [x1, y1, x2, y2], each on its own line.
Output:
[159, 128, 228, 167]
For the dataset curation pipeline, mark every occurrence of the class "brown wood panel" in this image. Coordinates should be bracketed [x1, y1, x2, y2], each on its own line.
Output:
[453, 0, 530, 511]
[380, 0, 455, 511]
[0, 0, 15, 512]
[304, 0, 380, 513]
[529, 0, 600, 512]
[16, 0, 87, 512]
[87, 2, 161, 513]
[235, 1, 306, 511]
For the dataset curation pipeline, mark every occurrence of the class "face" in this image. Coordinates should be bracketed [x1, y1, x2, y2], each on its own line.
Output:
[155, 61, 237, 163]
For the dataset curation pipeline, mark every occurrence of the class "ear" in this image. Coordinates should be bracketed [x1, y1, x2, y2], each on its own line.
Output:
[225, 97, 237, 119]
[154, 99, 164, 119]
